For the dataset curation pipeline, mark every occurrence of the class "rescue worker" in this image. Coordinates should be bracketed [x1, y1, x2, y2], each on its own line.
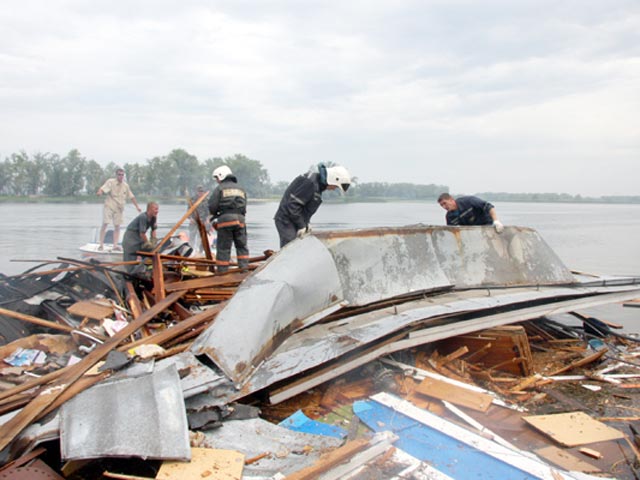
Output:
[437, 193, 504, 233]
[208, 165, 249, 272]
[122, 201, 159, 269]
[274, 163, 351, 247]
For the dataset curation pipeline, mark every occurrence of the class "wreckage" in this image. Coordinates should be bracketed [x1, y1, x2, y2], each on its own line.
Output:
[1, 224, 640, 478]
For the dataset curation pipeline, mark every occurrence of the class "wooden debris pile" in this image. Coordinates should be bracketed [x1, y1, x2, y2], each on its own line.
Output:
[1, 207, 640, 478]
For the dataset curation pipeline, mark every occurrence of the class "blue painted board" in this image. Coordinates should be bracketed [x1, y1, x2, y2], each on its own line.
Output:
[279, 409, 348, 439]
[353, 400, 539, 480]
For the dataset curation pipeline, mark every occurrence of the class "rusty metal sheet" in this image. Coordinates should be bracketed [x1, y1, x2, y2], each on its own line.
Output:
[192, 226, 575, 386]
[321, 225, 574, 293]
[191, 235, 344, 384]
[246, 284, 640, 396]
[189, 283, 640, 408]
[60, 364, 190, 461]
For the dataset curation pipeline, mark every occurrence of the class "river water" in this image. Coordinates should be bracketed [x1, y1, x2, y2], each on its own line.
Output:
[1, 200, 639, 277]
[1, 200, 639, 330]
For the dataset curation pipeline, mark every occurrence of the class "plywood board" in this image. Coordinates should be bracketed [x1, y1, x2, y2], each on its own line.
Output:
[523, 411, 624, 447]
[66, 300, 114, 321]
[155, 447, 244, 479]
[535, 446, 600, 473]
[414, 376, 493, 412]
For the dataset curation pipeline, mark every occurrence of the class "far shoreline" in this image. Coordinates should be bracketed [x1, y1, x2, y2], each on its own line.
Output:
[0, 195, 639, 206]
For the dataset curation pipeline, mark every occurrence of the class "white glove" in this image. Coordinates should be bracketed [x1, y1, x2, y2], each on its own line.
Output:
[296, 225, 312, 238]
[493, 220, 504, 234]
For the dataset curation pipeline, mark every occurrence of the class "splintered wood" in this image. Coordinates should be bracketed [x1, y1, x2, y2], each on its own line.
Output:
[436, 325, 533, 376]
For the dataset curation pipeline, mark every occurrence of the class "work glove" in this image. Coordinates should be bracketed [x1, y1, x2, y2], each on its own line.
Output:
[141, 240, 154, 251]
[493, 220, 504, 234]
[296, 224, 311, 238]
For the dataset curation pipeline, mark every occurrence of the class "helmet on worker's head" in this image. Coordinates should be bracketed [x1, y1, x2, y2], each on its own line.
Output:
[325, 165, 351, 193]
[212, 165, 232, 182]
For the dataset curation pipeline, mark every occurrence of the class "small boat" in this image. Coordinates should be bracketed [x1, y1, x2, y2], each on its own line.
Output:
[78, 227, 123, 260]
[78, 228, 215, 260]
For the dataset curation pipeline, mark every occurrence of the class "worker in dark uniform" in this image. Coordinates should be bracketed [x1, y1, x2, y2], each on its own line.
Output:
[122, 202, 159, 268]
[209, 165, 249, 272]
[274, 163, 352, 248]
[437, 193, 504, 233]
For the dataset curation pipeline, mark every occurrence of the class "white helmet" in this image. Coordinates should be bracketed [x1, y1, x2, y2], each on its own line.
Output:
[326, 165, 351, 193]
[212, 165, 232, 182]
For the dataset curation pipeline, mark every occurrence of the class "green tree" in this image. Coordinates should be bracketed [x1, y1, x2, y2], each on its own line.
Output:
[206, 154, 270, 197]
[61, 149, 87, 196]
[166, 149, 200, 197]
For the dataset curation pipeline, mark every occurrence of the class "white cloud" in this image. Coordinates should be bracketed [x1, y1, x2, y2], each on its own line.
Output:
[0, 0, 638, 196]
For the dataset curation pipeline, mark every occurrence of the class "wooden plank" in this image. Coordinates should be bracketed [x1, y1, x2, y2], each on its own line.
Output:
[164, 273, 248, 292]
[437, 326, 532, 376]
[547, 349, 608, 376]
[523, 411, 624, 447]
[0, 307, 74, 333]
[578, 447, 603, 460]
[0, 291, 185, 454]
[152, 253, 165, 302]
[156, 447, 244, 480]
[125, 282, 143, 319]
[152, 192, 209, 253]
[118, 303, 223, 351]
[283, 438, 370, 480]
[414, 376, 493, 412]
[67, 300, 114, 321]
[535, 446, 600, 473]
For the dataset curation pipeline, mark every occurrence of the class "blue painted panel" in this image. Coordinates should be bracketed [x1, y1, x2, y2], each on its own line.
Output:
[279, 409, 348, 439]
[353, 400, 538, 480]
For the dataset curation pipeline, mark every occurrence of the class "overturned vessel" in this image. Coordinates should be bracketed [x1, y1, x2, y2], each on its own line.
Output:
[191, 225, 640, 396]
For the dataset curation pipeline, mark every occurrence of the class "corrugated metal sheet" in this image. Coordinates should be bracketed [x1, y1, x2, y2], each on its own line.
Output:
[60, 364, 190, 461]
[192, 226, 574, 385]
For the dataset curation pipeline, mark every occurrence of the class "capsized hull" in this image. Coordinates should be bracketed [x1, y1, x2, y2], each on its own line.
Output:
[192, 225, 575, 385]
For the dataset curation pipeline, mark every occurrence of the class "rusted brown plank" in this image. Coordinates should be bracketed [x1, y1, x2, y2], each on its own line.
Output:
[0, 307, 74, 333]
[547, 348, 608, 376]
[152, 253, 165, 302]
[153, 192, 209, 253]
[118, 302, 223, 351]
[164, 272, 248, 292]
[0, 291, 185, 454]
[125, 282, 143, 319]
[188, 195, 214, 263]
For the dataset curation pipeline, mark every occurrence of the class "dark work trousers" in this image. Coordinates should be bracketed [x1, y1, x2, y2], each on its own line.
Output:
[216, 224, 249, 272]
[275, 217, 298, 248]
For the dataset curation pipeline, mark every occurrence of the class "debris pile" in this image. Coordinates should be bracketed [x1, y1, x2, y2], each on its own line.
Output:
[1, 223, 640, 479]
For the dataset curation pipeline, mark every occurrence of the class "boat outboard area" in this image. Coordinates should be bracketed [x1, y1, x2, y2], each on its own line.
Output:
[1, 224, 640, 478]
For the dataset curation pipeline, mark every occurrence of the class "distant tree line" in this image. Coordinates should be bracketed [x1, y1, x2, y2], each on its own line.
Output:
[474, 192, 640, 204]
[1, 149, 637, 203]
[0, 149, 448, 200]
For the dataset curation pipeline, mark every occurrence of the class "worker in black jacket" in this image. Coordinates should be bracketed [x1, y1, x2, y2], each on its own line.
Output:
[274, 163, 351, 247]
[209, 165, 249, 272]
[437, 193, 504, 233]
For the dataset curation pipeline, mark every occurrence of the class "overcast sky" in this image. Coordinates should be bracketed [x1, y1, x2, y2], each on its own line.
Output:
[1, 1, 638, 196]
